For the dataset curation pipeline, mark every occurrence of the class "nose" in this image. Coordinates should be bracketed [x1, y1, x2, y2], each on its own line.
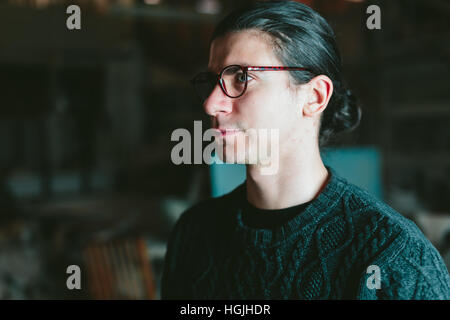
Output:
[203, 83, 233, 117]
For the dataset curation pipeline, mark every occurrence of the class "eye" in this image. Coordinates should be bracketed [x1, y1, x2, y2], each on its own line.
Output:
[236, 72, 246, 83]
[236, 72, 253, 83]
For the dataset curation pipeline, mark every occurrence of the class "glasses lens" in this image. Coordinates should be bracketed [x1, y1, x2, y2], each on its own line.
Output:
[192, 72, 216, 102]
[221, 65, 246, 98]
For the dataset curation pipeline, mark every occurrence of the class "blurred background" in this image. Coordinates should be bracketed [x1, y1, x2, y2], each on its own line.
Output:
[0, 0, 449, 299]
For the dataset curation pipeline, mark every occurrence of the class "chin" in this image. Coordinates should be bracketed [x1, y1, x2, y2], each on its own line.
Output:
[218, 144, 257, 164]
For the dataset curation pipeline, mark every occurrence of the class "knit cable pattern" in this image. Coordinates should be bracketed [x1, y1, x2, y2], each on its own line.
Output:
[161, 167, 450, 299]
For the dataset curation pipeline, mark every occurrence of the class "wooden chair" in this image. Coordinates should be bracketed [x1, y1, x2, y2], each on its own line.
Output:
[82, 237, 156, 299]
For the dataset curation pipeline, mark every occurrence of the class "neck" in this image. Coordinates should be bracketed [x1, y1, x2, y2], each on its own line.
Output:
[245, 142, 329, 210]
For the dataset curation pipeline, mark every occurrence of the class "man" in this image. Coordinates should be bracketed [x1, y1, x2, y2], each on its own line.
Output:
[161, 1, 450, 299]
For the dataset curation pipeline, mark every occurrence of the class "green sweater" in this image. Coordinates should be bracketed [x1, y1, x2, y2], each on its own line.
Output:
[161, 166, 450, 299]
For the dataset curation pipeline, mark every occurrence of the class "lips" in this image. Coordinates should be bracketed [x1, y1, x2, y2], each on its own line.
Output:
[214, 128, 242, 136]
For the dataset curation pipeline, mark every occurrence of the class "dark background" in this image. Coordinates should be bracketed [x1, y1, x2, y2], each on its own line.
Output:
[0, 0, 449, 299]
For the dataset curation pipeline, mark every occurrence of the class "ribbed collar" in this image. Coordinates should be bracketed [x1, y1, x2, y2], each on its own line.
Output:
[230, 166, 349, 248]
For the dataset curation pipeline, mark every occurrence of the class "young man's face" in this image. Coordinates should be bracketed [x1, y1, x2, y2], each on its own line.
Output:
[205, 30, 308, 165]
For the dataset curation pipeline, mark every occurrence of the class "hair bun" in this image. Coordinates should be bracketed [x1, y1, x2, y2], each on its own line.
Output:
[319, 86, 362, 147]
[340, 88, 361, 132]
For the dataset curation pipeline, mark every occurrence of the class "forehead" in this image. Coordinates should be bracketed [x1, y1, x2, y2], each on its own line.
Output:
[208, 30, 281, 72]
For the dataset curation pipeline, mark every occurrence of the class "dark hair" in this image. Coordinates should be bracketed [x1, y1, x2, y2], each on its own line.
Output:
[211, 1, 361, 148]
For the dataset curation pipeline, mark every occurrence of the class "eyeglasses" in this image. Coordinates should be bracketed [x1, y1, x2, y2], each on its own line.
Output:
[191, 65, 312, 102]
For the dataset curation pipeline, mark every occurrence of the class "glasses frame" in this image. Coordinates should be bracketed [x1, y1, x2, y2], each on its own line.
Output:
[192, 65, 313, 101]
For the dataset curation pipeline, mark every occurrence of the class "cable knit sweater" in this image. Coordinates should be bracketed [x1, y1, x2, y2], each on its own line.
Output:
[161, 166, 450, 299]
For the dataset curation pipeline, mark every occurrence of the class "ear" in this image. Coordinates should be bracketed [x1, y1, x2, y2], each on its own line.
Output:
[303, 75, 333, 117]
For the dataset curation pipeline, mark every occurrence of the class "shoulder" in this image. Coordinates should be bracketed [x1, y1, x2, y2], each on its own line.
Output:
[338, 179, 424, 244]
[162, 185, 243, 291]
[340, 180, 443, 261]
[339, 181, 450, 299]
[315, 175, 420, 260]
